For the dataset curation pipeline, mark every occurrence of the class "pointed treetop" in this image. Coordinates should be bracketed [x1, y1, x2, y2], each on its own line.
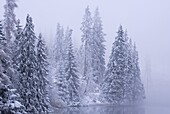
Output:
[39, 33, 42, 39]
[84, 5, 91, 17]
[94, 7, 101, 22]
[26, 14, 30, 21]
[26, 14, 33, 23]
[94, 7, 99, 15]
[117, 25, 124, 35]
[86, 5, 90, 11]
[118, 25, 123, 32]
[115, 25, 124, 41]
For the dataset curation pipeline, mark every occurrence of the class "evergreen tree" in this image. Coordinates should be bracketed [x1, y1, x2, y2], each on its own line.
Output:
[16, 15, 40, 113]
[53, 24, 70, 106]
[0, 20, 26, 114]
[64, 28, 80, 106]
[54, 23, 64, 63]
[132, 43, 145, 103]
[101, 25, 128, 104]
[92, 8, 106, 85]
[80, 6, 93, 94]
[55, 60, 69, 106]
[4, 0, 17, 42]
[55, 28, 80, 106]
[11, 19, 23, 88]
[123, 32, 134, 103]
[36, 33, 49, 113]
[12, 19, 23, 64]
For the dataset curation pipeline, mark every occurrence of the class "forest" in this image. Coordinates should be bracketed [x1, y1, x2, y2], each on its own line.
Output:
[0, 0, 145, 114]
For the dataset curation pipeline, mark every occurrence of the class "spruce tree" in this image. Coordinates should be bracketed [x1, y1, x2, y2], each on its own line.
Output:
[4, 0, 17, 42]
[54, 23, 64, 63]
[123, 32, 134, 103]
[64, 28, 80, 106]
[11, 19, 23, 88]
[55, 60, 69, 106]
[16, 15, 40, 113]
[132, 43, 145, 103]
[36, 33, 49, 113]
[12, 19, 23, 64]
[92, 8, 106, 85]
[0, 20, 26, 114]
[80, 6, 93, 94]
[101, 25, 128, 104]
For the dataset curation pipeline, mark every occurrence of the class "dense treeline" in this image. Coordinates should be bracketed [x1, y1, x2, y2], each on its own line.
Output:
[0, 0, 145, 113]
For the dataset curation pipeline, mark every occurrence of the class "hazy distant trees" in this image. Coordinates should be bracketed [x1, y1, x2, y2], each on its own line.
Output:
[4, 0, 17, 42]
[77, 6, 106, 104]
[54, 23, 64, 63]
[54, 26, 80, 106]
[0, 0, 145, 110]
[101, 26, 145, 104]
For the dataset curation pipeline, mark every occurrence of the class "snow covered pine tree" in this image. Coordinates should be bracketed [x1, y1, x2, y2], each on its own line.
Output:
[91, 8, 106, 89]
[4, 0, 17, 42]
[101, 25, 145, 104]
[0, 20, 26, 114]
[63, 28, 80, 106]
[36, 33, 49, 113]
[80, 6, 93, 95]
[16, 15, 48, 114]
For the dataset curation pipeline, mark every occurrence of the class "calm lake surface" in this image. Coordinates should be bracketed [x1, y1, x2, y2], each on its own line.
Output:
[52, 105, 170, 114]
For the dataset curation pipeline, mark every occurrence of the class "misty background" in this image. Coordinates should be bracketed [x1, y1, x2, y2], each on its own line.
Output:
[0, 0, 170, 106]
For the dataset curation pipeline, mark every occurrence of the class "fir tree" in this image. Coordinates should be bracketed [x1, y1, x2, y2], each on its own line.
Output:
[92, 8, 106, 85]
[4, 0, 17, 42]
[101, 25, 128, 104]
[123, 32, 134, 103]
[12, 19, 23, 63]
[132, 43, 145, 103]
[80, 6, 93, 94]
[54, 23, 64, 63]
[0, 20, 26, 114]
[16, 15, 40, 113]
[36, 33, 49, 113]
[55, 60, 69, 106]
[11, 19, 23, 88]
[64, 28, 80, 106]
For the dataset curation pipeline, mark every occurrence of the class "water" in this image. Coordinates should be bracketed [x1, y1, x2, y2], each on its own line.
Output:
[51, 105, 170, 114]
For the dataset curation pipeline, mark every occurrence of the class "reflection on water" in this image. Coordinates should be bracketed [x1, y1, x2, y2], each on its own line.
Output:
[52, 105, 145, 114]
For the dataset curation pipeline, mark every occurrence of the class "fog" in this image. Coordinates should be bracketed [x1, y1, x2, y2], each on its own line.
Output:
[0, 0, 170, 106]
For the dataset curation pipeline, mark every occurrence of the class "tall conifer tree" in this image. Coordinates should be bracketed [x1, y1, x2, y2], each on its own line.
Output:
[16, 15, 40, 113]
[36, 33, 49, 113]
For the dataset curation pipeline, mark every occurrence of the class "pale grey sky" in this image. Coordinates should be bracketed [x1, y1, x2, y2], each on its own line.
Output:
[0, 0, 170, 105]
